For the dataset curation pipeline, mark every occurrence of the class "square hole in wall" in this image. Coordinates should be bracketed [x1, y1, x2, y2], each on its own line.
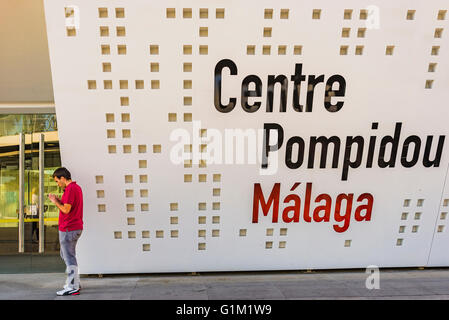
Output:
[198, 202, 206, 211]
[123, 144, 131, 153]
[265, 9, 273, 19]
[171, 230, 179, 238]
[198, 243, 206, 250]
[100, 26, 109, 37]
[199, 160, 207, 168]
[183, 8, 192, 18]
[166, 8, 175, 18]
[138, 159, 147, 168]
[344, 240, 351, 247]
[279, 241, 286, 249]
[138, 145, 147, 153]
[96, 190, 105, 198]
[104, 80, 112, 89]
[386, 45, 395, 55]
[199, 27, 208, 37]
[184, 159, 192, 168]
[98, 7, 108, 18]
[278, 45, 286, 55]
[266, 228, 274, 236]
[125, 189, 133, 198]
[151, 80, 160, 89]
[407, 10, 415, 20]
[135, 80, 144, 89]
[403, 199, 410, 207]
[247, 45, 255, 55]
[184, 96, 192, 106]
[199, 45, 208, 55]
[262, 45, 271, 55]
[87, 80, 97, 90]
[116, 26, 126, 37]
[141, 203, 149, 212]
[360, 9, 368, 20]
[108, 145, 116, 154]
[401, 212, 408, 220]
[438, 10, 447, 20]
[431, 46, 440, 55]
[266, 241, 273, 249]
[95, 175, 104, 184]
[216, 8, 225, 19]
[263, 27, 272, 37]
[139, 175, 148, 183]
[212, 216, 220, 224]
[344, 9, 353, 19]
[168, 113, 177, 122]
[183, 62, 192, 72]
[184, 174, 192, 182]
[200, 8, 208, 18]
[183, 80, 192, 89]
[213, 188, 220, 196]
[140, 189, 148, 197]
[183, 45, 192, 55]
[280, 228, 287, 236]
[357, 28, 366, 38]
[280, 9, 289, 19]
[312, 9, 321, 19]
[142, 244, 150, 251]
[107, 129, 115, 138]
[396, 238, 403, 246]
[114, 231, 122, 239]
[399, 226, 406, 233]
[414, 212, 422, 220]
[443, 199, 449, 207]
[199, 174, 207, 182]
[66, 27, 76, 37]
[101, 45, 110, 55]
[125, 175, 133, 183]
[120, 96, 129, 106]
[117, 45, 127, 55]
[417, 199, 424, 207]
[156, 230, 164, 238]
[170, 217, 178, 224]
[341, 28, 350, 37]
[119, 80, 128, 89]
[198, 216, 206, 224]
[240, 229, 247, 236]
[437, 225, 445, 232]
[150, 62, 159, 72]
[142, 231, 150, 238]
[425, 80, 434, 89]
[105, 113, 114, 123]
[115, 8, 125, 18]
[198, 230, 206, 238]
[212, 202, 220, 210]
[412, 225, 419, 233]
[211, 229, 220, 237]
[428, 63, 437, 72]
[153, 144, 161, 153]
[294, 45, 302, 55]
[127, 217, 135, 225]
[121, 113, 130, 122]
[434, 28, 443, 38]
[126, 204, 134, 212]
[213, 174, 221, 182]
[128, 231, 136, 239]
[170, 203, 178, 211]
[150, 45, 159, 55]
[441, 212, 447, 220]
[355, 45, 364, 55]
[98, 204, 106, 212]
[340, 45, 348, 55]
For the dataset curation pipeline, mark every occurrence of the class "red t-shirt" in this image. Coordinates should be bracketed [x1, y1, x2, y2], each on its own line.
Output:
[58, 181, 83, 231]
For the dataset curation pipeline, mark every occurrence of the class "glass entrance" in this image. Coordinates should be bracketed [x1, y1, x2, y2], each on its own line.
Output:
[0, 114, 65, 272]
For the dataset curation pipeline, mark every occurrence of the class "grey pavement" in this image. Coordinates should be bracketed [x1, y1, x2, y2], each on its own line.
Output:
[1, 268, 449, 300]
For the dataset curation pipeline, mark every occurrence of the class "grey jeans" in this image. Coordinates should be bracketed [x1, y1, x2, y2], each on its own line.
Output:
[59, 229, 82, 267]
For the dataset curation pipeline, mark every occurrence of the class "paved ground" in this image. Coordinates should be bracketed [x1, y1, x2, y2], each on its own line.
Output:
[1, 268, 449, 300]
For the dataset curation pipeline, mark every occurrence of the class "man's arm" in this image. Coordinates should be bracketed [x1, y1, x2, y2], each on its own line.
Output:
[48, 194, 72, 214]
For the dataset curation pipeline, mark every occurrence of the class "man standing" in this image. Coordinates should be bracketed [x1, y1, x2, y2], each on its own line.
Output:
[48, 167, 83, 296]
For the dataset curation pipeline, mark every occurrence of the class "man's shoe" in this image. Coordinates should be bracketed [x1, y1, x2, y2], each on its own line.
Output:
[56, 286, 80, 296]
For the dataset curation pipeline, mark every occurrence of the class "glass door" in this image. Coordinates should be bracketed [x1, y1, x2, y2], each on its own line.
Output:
[0, 114, 64, 272]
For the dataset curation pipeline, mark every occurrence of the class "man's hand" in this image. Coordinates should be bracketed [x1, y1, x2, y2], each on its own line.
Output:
[48, 194, 60, 204]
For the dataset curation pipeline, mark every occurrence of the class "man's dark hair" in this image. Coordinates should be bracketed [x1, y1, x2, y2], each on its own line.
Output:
[52, 167, 71, 180]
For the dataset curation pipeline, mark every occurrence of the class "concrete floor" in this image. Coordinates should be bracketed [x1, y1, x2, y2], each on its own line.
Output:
[1, 268, 449, 300]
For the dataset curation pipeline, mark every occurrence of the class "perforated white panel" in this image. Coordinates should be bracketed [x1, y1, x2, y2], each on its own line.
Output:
[44, 0, 449, 274]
